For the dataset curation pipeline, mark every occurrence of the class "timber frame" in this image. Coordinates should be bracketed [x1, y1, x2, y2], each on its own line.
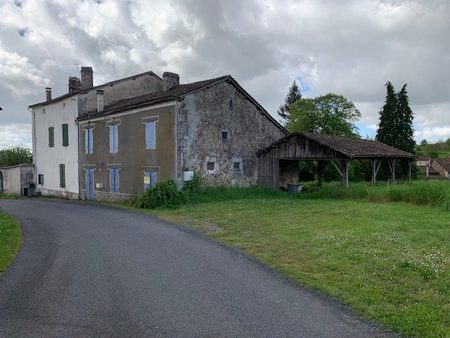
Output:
[256, 132, 416, 189]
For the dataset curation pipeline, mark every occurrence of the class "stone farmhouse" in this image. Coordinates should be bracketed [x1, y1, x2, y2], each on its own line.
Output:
[30, 68, 286, 200]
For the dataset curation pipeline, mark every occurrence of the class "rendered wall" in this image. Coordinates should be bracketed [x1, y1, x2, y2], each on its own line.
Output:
[0, 165, 34, 195]
[32, 97, 79, 198]
[78, 103, 176, 201]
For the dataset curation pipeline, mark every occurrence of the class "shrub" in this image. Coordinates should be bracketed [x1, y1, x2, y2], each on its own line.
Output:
[132, 180, 185, 209]
[182, 173, 202, 193]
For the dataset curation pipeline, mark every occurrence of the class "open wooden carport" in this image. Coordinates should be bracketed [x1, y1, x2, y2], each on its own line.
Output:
[256, 132, 416, 189]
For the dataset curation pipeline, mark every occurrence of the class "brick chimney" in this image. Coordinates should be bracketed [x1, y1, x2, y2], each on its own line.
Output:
[45, 87, 52, 101]
[163, 72, 179, 91]
[68, 76, 81, 93]
[80, 66, 93, 89]
[97, 90, 104, 112]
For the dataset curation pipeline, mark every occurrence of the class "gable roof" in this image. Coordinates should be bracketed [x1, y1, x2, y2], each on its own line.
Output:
[78, 75, 287, 133]
[257, 132, 415, 159]
[29, 71, 162, 108]
[433, 158, 450, 171]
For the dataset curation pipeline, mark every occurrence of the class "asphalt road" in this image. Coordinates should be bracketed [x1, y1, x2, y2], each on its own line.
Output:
[0, 200, 396, 337]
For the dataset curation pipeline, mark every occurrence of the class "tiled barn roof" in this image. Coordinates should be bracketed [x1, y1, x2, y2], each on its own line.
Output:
[257, 132, 415, 159]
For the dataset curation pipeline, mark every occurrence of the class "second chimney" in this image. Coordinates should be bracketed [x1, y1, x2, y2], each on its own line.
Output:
[97, 90, 104, 113]
[163, 72, 180, 91]
[68, 76, 81, 93]
[81, 66, 93, 90]
[45, 87, 52, 101]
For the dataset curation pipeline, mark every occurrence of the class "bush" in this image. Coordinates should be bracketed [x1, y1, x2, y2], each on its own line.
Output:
[182, 173, 202, 193]
[132, 180, 185, 209]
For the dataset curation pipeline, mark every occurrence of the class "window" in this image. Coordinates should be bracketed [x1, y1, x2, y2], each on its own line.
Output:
[229, 99, 233, 110]
[144, 171, 157, 190]
[207, 162, 215, 171]
[109, 124, 118, 153]
[48, 126, 54, 147]
[38, 174, 44, 185]
[233, 161, 241, 172]
[62, 123, 69, 146]
[221, 131, 228, 141]
[85, 128, 93, 154]
[109, 168, 119, 192]
[145, 121, 156, 149]
[59, 164, 65, 188]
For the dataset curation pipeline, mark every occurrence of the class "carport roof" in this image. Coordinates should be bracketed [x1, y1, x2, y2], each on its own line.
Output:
[257, 132, 416, 159]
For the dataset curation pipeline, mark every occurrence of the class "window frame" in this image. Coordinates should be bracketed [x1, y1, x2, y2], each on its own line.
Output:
[48, 126, 54, 147]
[85, 128, 94, 154]
[109, 167, 120, 193]
[62, 123, 69, 147]
[144, 171, 157, 190]
[109, 124, 119, 154]
[59, 164, 65, 188]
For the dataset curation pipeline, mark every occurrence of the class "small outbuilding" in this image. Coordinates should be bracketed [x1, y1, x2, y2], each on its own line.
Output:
[0, 164, 35, 196]
[256, 132, 416, 189]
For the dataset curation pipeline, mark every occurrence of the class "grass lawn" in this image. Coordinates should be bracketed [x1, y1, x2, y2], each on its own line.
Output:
[0, 208, 22, 275]
[147, 198, 449, 337]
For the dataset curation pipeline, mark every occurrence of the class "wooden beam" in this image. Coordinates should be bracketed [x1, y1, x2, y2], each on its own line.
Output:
[387, 159, 396, 183]
[329, 160, 343, 178]
[369, 159, 382, 185]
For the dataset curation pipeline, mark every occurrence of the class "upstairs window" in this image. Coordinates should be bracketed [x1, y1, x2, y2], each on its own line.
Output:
[48, 126, 54, 147]
[221, 131, 228, 141]
[85, 128, 94, 154]
[109, 168, 120, 192]
[145, 121, 156, 149]
[144, 171, 157, 190]
[109, 124, 118, 153]
[62, 123, 69, 146]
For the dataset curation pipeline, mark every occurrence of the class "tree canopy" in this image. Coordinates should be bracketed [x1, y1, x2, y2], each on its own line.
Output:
[0, 146, 32, 166]
[287, 93, 360, 137]
[376, 82, 415, 153]
[278, 81, 302, 124]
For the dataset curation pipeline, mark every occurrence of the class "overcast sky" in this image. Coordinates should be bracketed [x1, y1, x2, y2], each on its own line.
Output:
[0, 0, 449, 148]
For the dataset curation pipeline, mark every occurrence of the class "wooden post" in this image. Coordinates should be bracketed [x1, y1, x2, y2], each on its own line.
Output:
[341, 160, 351, 188]
[408, 160, 412, 182]
[388, 159, 396, 183]
[272, 158, 279, 189]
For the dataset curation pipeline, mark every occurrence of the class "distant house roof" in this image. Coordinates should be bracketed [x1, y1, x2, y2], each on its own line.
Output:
[433, 158, 450, 171]
[257, 132, 415, 159]
[28, 71, 162, 108]
[78, 75, 287, 133]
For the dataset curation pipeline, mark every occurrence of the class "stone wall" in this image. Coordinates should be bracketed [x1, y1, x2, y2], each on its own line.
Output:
[78, 73, 163, 116]
[176, 81, 285, 187]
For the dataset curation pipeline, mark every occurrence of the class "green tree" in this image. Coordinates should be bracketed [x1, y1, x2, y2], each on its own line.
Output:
[376, 82, 415, 179]
[278, 80, 302, 125]
[287, 93, 361, 137]
[376, 81, 398, 146]
[0, 146, 32, 166]
[396, 84, 415, 153]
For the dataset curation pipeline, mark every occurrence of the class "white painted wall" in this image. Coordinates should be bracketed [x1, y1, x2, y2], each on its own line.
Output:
[32, 97, 79, 198]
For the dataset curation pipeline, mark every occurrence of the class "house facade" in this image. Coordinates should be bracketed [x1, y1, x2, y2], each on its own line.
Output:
[29, 67, 163, 198]
[77, 73, 286, 200]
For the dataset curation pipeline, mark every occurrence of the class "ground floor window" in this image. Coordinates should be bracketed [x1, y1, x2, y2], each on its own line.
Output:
[144, 171, 157, 190]
[59, 164, 65, 188]
[109, 168, 120, 192]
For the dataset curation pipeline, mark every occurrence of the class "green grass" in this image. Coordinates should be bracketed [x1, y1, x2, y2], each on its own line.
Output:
[0, 209, 22, 275]
[142, 191, 450, 337]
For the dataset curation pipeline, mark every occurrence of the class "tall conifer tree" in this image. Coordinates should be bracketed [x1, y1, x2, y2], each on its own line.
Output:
[376, 82, 415, 179]
[278, 81, 302, 125]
